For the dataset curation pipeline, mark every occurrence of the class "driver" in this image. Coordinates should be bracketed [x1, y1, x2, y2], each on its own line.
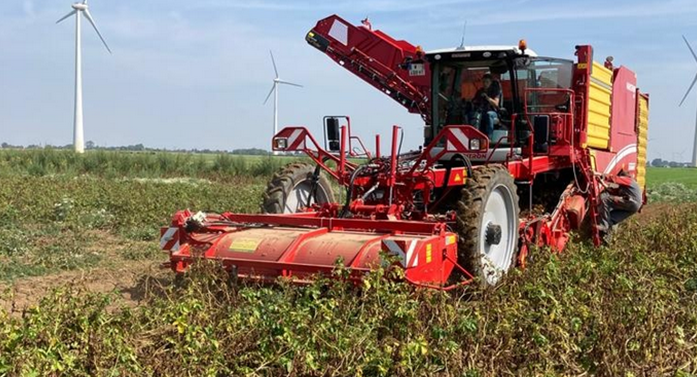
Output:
[469, 73, 502, 138]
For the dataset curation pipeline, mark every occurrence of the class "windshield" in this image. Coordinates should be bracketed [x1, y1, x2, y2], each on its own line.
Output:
[433, 60, 511, 130]
[516, 58, 574, 113]
[431, 57, 574, 134]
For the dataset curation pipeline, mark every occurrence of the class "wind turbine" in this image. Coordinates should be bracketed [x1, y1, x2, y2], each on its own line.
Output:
[263, 51, 302, 154]
[57, 0, 111, 154]
[679, 35, 697, 167]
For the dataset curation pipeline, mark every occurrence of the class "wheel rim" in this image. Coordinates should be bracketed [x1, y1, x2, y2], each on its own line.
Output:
[478, 183, 517, 285]
[283, 180, 330, 214]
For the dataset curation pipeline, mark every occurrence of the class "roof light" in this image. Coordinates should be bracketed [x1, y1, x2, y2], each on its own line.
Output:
[604, 56, 614, 70]
[518, 39, 528, 53]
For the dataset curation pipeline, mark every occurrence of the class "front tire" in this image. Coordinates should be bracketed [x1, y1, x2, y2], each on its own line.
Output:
[262, 163, 335, 214]
[456, 165, 520, 286]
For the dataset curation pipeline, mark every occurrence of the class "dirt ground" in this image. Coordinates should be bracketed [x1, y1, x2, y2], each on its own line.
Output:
[0, 260, 171, 315]
[0, 203, 672, 315]
[0, 230, 173, 315]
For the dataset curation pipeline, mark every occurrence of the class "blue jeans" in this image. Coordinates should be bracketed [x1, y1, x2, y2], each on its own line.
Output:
[468, 110, 497, 139]
[482, 111, 498, 138]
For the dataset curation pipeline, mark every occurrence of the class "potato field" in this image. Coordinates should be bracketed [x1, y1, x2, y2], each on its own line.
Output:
[0, 149, 696, 376]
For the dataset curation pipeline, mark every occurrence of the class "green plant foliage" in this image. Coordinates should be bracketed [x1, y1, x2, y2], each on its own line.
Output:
[648, 182, 697, 203]
[0, 149, 305, 180]
[0, 205, 695, 375]
[1, 152, 696, 375]
[0, 175, 264, 280]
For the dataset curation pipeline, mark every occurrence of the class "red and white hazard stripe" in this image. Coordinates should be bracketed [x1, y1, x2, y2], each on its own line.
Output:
[383, 239, 419, 267]
[446, 127, 470, 151]
[286, 129, 306, 150]
[160, 227, 180, 251]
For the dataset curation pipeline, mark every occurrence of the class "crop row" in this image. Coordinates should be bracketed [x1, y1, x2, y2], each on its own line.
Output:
[1, 203, 696, 375]
[0, 149, 304, 179]
[0, 176, 265, 280]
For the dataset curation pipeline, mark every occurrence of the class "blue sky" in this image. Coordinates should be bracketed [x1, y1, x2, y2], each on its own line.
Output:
[1, 0, 697, 161]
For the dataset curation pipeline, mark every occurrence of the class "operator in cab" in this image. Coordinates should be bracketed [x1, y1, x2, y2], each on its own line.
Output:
[598, 171, 642, 241]
[469, 73, 502, 139]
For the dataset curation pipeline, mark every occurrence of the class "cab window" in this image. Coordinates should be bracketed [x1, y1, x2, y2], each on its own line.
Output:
[433, 60, 512, 129]
[516, 58, 573, 113]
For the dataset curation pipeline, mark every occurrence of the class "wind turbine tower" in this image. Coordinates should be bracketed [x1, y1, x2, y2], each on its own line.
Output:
[263, 51, 303, 154]
[57, 0, 111, 154]
[679, 35, 697, 167]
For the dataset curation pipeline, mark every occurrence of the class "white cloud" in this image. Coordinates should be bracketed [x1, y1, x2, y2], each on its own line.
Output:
[23, 0, 35, 18]
[467, 0, 697, 26]
[0, 0, 695, 157]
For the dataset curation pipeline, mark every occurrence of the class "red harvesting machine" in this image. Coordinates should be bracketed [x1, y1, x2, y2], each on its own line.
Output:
[161, 15, 650, 288]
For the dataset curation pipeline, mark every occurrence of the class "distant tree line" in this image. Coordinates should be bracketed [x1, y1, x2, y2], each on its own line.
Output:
[651, 158, 695, 168]
[0, 141, 271, 155]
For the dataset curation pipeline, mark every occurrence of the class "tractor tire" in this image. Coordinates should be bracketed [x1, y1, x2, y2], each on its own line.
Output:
[262, 163, 335, 214]
[456, 164, 520, 286]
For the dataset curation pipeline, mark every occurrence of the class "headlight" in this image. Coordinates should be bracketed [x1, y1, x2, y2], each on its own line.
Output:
[273, 137, 288, 150]
[469, 138, 481, 150]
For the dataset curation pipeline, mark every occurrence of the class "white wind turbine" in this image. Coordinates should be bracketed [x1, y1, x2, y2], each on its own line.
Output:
[57, 0, 111, 154]
[679, 35, 697, 167]
[263, 51, 302, 154]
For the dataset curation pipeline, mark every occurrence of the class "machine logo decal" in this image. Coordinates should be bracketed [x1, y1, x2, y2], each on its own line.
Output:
[229, 238, 262, 253]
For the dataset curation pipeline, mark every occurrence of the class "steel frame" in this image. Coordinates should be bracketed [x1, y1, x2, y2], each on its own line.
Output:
[159, 18, 647, 290]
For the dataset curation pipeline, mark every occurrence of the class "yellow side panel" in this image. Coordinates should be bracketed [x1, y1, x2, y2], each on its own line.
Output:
[636, 95, 649, 189]
[585, 62, 613, 150]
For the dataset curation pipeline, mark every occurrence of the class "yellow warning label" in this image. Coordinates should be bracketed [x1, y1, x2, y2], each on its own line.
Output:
[577, 63, 588, 69]
[229, 238, 261, 253]
[454, 173, 462, 182]
[446, 235, 456, 245]
[426, 244, 432, 263]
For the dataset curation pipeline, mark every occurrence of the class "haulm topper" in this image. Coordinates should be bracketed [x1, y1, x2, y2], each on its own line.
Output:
[161, 15, 649, 288]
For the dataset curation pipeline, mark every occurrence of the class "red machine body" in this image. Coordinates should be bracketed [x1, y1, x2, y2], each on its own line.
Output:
[306, 15, 431, 122]
[163, 212, 463, 289]
[160, 16, 649, 288]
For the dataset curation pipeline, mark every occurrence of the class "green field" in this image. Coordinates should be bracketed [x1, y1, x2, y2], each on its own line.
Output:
[647, 166, 697, 188]
[0, 149, 306, 179]
[0, 150, 696, 375]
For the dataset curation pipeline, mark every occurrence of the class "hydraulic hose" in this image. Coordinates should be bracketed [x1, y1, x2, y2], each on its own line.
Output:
[340, 164, 368, 218]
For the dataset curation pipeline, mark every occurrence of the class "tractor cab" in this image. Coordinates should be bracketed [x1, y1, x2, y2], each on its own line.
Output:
[425, 44, 574, 157]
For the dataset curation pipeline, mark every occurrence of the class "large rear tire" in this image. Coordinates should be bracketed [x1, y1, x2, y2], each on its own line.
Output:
[456, 165, 520, 286]
[262, 163, 335, 214]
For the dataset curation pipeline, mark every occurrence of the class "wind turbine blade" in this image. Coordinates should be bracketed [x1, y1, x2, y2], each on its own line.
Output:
[56, 10, 77, 24]
[679, 73, 697, 107]
[263, 84, 276, 105]
[83, 9, 112, 54]
[684, 35, 697, 63]
[277, 79, 303, 88]
[270, 50, 279, 78]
